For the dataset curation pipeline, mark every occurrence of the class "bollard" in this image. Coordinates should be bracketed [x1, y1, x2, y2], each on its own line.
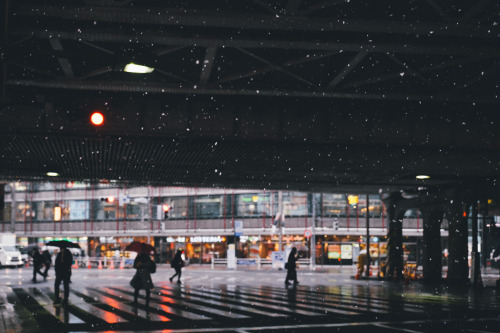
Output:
[98, 260, 103, 269]
[109, 259, 115, 269]
[119, 258, 125, 269]
[72, 260, 79, 269]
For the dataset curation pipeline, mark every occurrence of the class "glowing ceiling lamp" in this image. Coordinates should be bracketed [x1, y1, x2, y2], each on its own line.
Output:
[416, 175, 430, 179]
[46, 172, 59, 177]
[124, 62, 154, 74]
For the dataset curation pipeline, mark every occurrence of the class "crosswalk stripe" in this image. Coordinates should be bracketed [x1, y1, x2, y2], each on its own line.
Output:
[157, 286, 288, 318]
[100, 287, 210, 321]
[25, 287, 85, 324]
[84, 288, 170, 322]
[112, 286, 250, 320]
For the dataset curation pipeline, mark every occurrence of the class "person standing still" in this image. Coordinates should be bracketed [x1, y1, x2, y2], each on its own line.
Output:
[42, 250, 52, 281]
[169, 249, 184, 284]
[130, 253, 156, 307]
[31, 248, 45, 283]
[54, 247, 73, 306]
[285, 247, 299, 286]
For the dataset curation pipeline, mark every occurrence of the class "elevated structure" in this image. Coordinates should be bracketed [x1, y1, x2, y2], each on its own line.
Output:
[1, 1, 500, 285]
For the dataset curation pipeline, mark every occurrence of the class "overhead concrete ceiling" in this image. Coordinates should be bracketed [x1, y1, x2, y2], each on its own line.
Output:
[1, 0, 500, 195]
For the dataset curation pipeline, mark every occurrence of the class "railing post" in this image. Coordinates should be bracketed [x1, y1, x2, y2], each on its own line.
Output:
[211, 256, 214, 270]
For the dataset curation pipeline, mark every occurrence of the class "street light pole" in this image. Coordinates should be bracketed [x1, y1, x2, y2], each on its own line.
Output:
[278, 191, 283, 251]
[311, 193, 316, 270]
[365, 194, 371, 278]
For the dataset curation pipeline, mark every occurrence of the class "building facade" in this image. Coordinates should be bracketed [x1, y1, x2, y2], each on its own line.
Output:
[1, 181, 442, 267]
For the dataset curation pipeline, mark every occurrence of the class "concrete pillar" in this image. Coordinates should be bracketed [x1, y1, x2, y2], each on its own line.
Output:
[384, 193, 405, 282]
[421, 208, 443, 284]
[445, 197, 469, 286]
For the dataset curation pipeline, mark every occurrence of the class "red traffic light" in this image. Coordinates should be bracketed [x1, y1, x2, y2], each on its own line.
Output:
[90, 111, 104, 126]
[162, 204, 170, 212]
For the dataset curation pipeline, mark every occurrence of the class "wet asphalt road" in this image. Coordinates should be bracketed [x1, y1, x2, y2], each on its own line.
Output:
[1, 265, 500, 332]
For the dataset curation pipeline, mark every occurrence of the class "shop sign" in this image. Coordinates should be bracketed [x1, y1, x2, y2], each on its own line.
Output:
[166, 237, 186, 243]
[271, 251, 286, 269]
[189, 236, 224, 243]
[234, 220, 244, 236]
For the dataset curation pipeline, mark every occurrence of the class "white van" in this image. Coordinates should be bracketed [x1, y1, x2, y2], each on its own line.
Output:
[0, 245, 23, 267]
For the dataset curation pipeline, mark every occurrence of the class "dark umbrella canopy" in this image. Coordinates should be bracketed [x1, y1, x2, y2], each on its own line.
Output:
[46, 240, 81, 249]
[125, 241, 155, 254]
[26, 243, 41, 255]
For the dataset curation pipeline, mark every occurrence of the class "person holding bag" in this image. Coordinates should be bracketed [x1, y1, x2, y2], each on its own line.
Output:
[130, 252, 156, 307]
[169, 249, 185, 284]
[284, 247, 299, 286]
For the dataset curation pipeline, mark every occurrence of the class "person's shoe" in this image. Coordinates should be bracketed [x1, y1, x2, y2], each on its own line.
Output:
[177, 280, 181, 284]
[169, 277, 173, 283]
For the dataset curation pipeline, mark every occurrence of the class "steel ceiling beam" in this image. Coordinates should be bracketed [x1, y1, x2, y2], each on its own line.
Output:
[13, 6, 498, 38]
[13, 29, 500, 57]
[7, 79, 498, 103]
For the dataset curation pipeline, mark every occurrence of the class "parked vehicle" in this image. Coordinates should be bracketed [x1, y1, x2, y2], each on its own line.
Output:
[16, 245, 29, 265]
[0, 245, 23, 267]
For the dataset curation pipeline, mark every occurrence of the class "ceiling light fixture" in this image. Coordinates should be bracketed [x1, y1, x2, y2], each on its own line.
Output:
[124, 62, 154, 74]
[46, 172, 59, 177]
[416, 175, 430, 179]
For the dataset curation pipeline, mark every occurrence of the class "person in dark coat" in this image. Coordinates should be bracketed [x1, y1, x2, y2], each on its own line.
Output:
[169, 249, 184, 284]
[285, 247, 299, 286]
[130, 253, 156, 306]
[31, 248, 45, 283]
[54, 247, 73, 305]
[42, 250, 52, 281]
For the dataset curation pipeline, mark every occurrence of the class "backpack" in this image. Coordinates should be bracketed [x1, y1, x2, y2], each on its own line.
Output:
[150, 261, 157, 274]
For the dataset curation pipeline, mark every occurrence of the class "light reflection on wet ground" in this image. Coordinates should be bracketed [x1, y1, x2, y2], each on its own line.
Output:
[2, 266, 499, 332]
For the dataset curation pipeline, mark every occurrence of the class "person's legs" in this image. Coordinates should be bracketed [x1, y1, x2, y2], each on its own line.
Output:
[43, 264, 50, 278]
[62, 276, 70, 304]
[170, 268, 180, 282]
[32, 266, 37, 282]
[133, 289, 139, 304]
[54, 276, 62, 302]
[292, 269, 298, 284]
[176, 268, 182, 283]
[145, 289, 151, 307]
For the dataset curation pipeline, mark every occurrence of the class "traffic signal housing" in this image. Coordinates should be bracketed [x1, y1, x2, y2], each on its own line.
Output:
[162, 204, 170, 219]
[100, 196, 115, 203]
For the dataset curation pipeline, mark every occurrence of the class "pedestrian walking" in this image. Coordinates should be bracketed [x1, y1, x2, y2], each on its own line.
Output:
[42, 249, 52, 281]
[130, 253, 156, 307]
[31, 248, 45, 283]
[54, 247, 73, 306]
[169, 249, 185, 284]
[284, 247, 299, 286]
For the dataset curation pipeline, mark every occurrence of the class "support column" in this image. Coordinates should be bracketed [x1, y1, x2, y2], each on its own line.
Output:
[471, 201, 483, 288]
[445, 196, 469, 286]
[384, 193, 405, 282]
[421, 208, 443, 284]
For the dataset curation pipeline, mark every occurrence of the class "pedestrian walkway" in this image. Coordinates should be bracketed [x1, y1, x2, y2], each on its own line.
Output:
[1, 266, 500, 332]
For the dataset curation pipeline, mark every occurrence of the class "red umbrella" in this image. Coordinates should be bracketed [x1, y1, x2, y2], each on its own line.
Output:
[124, 241, 155, 254]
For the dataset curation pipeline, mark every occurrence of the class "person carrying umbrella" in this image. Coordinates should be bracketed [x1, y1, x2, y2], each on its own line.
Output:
[169, 249, 185, 284]
[54, 245, 73, 305]
[42, 249, 52, 281]
[31, 248, 45, 283]
[130, 250, 156, 307]
[46, 240, 78, 306]
[284, 247, 299, 286]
